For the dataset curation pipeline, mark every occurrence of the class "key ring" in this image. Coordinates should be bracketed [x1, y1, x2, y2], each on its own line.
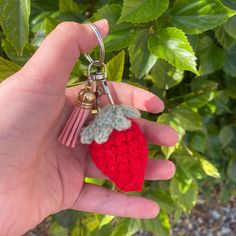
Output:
[84, 23, 105, 65]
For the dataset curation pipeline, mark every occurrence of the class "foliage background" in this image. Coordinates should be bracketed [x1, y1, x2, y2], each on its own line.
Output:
[0, 0, 236, 235]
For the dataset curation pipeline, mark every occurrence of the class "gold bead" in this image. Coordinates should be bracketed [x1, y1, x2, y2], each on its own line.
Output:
[83, 91, 96, 103]
[76, 88, 96, 108]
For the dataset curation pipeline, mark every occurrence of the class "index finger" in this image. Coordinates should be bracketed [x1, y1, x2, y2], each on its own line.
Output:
[67, 81, 164, 113]
[17, 20, 109, 92]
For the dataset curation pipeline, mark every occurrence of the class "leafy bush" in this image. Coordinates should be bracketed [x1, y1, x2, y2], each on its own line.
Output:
[0, 0, 236, 235]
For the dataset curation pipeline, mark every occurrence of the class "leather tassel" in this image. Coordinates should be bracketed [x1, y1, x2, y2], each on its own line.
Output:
[58, 84, 95, 148]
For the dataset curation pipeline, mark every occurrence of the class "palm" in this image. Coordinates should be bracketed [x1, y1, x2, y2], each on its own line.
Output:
[0, 21, 178, 236]
[0, 83, 87, 232]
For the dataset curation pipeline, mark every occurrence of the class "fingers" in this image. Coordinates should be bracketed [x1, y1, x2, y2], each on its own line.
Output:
[84, 117, 177, 180]
[104, 82, 164, 113]
[67, 81, 164, 113]
[85, 158, 176, 180]
[72, 183, 159, 219]
[18, 20, 109, 92]
[136, 118, 178, 146]
[145, 159, 175, 180]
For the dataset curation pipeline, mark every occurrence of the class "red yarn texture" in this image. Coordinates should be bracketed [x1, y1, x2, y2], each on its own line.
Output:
[89, 119, 148, 192]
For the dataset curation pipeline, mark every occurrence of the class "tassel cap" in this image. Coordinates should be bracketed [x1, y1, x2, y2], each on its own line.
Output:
[76, 88, 96, 109]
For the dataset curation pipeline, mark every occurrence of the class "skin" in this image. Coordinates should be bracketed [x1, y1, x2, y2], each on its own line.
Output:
[0, 20, 178, 236]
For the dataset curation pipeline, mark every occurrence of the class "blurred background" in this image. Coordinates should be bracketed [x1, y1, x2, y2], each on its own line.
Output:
[0, 0, 235, 235]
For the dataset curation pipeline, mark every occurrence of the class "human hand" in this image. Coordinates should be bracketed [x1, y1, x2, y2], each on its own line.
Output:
[0, 20, 178, 235]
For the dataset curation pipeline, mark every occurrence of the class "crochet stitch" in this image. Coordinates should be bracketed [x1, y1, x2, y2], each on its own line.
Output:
[80, 104, 148, 192]
[80, 104, 141, 144]
[89, 119, 148, 192]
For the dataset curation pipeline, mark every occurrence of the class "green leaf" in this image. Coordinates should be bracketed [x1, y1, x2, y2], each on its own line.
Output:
[0, 0, 30, 55]
[170, 175, 198, 212]
[198, 36, 226, 75]
[148, 189, 178, 213]
[151, 59, 184, 89]
[44, 16, 60, 34]
[129, 30, 157, 78]
[105, 25, 136, 52]
[185, 91, 216, 109]
[70, 223, 87, 236]
[184, 77, 218, 108]
[227, 160, 236, 183]
[161, 146, 176, 159]
[59, 0, 80, 12]
[49, 222, 69, 236]
[82, 214, 100, 232]
[158, 113, 186, 140]
[172, 104, 202, 131]
[30, 11, 52, 46]
[214, 91, 232, 114]
[94, 4, 137, 51]
[191, 77, 218, 92]
[214, 26, 234, 49]
[99, 215, 114, 228]
[1, 39, 36, 66]
[106, 50, 125, 82]
[84, 177, 105, 186]
[31, 0, 59, 15]
[0, 56, 21, 81]
[94, 224, 113, 236]
[173, 152, 204, 179]
[224, 42, 236, 76]
[199, 159, 220, 178]
[54, 210, 79, 228]
[170, 0, 236, 34]
[148, 27, 198, 74]
[142, 210, 170, 236]
[223, 0, 236, 10]
[224, 16, 236, 39]
[94, 4, 121, 25]
[112, 219, 140, 236]
[189, 133, 207, 153]
[187, 34, 200, 51]
[118, 0, 169, 23]
[219, 126, 234, 148]
[225, 76, 236, 99]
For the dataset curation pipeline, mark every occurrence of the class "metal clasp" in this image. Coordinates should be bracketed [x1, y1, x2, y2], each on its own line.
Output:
[87, 61, 115, 110]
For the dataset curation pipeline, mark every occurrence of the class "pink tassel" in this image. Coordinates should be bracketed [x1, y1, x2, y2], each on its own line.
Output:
[58, 85, 96, 148]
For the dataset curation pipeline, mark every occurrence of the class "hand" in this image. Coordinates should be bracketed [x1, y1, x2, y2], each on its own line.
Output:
[0, 20, 178, 236]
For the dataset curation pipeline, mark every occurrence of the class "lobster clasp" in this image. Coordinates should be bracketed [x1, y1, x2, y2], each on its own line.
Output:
[87, 61, 115, 109]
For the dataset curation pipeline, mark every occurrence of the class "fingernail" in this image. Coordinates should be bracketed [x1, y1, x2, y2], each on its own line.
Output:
[94, 19, 109, 29]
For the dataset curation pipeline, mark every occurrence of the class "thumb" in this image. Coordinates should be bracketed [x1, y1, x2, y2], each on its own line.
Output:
[16, 20, 109, 93]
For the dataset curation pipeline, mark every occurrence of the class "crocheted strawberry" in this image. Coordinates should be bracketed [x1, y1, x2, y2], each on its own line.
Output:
[80, 105, 148, 192]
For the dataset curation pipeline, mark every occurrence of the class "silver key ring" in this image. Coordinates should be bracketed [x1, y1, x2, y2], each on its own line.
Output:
[84, 23, 105, 65]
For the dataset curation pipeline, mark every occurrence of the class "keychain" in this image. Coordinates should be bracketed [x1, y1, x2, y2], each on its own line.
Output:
[58, 23, 148, 192]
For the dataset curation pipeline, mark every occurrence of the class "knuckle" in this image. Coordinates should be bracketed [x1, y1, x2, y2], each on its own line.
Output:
[55, 21, 81, 35]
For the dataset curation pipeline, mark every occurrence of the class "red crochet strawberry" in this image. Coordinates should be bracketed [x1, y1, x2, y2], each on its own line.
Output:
[80, 105, 148, 192]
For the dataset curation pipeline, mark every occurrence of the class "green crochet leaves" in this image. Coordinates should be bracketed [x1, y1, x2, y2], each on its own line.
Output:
[80, 104, 140, 144]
